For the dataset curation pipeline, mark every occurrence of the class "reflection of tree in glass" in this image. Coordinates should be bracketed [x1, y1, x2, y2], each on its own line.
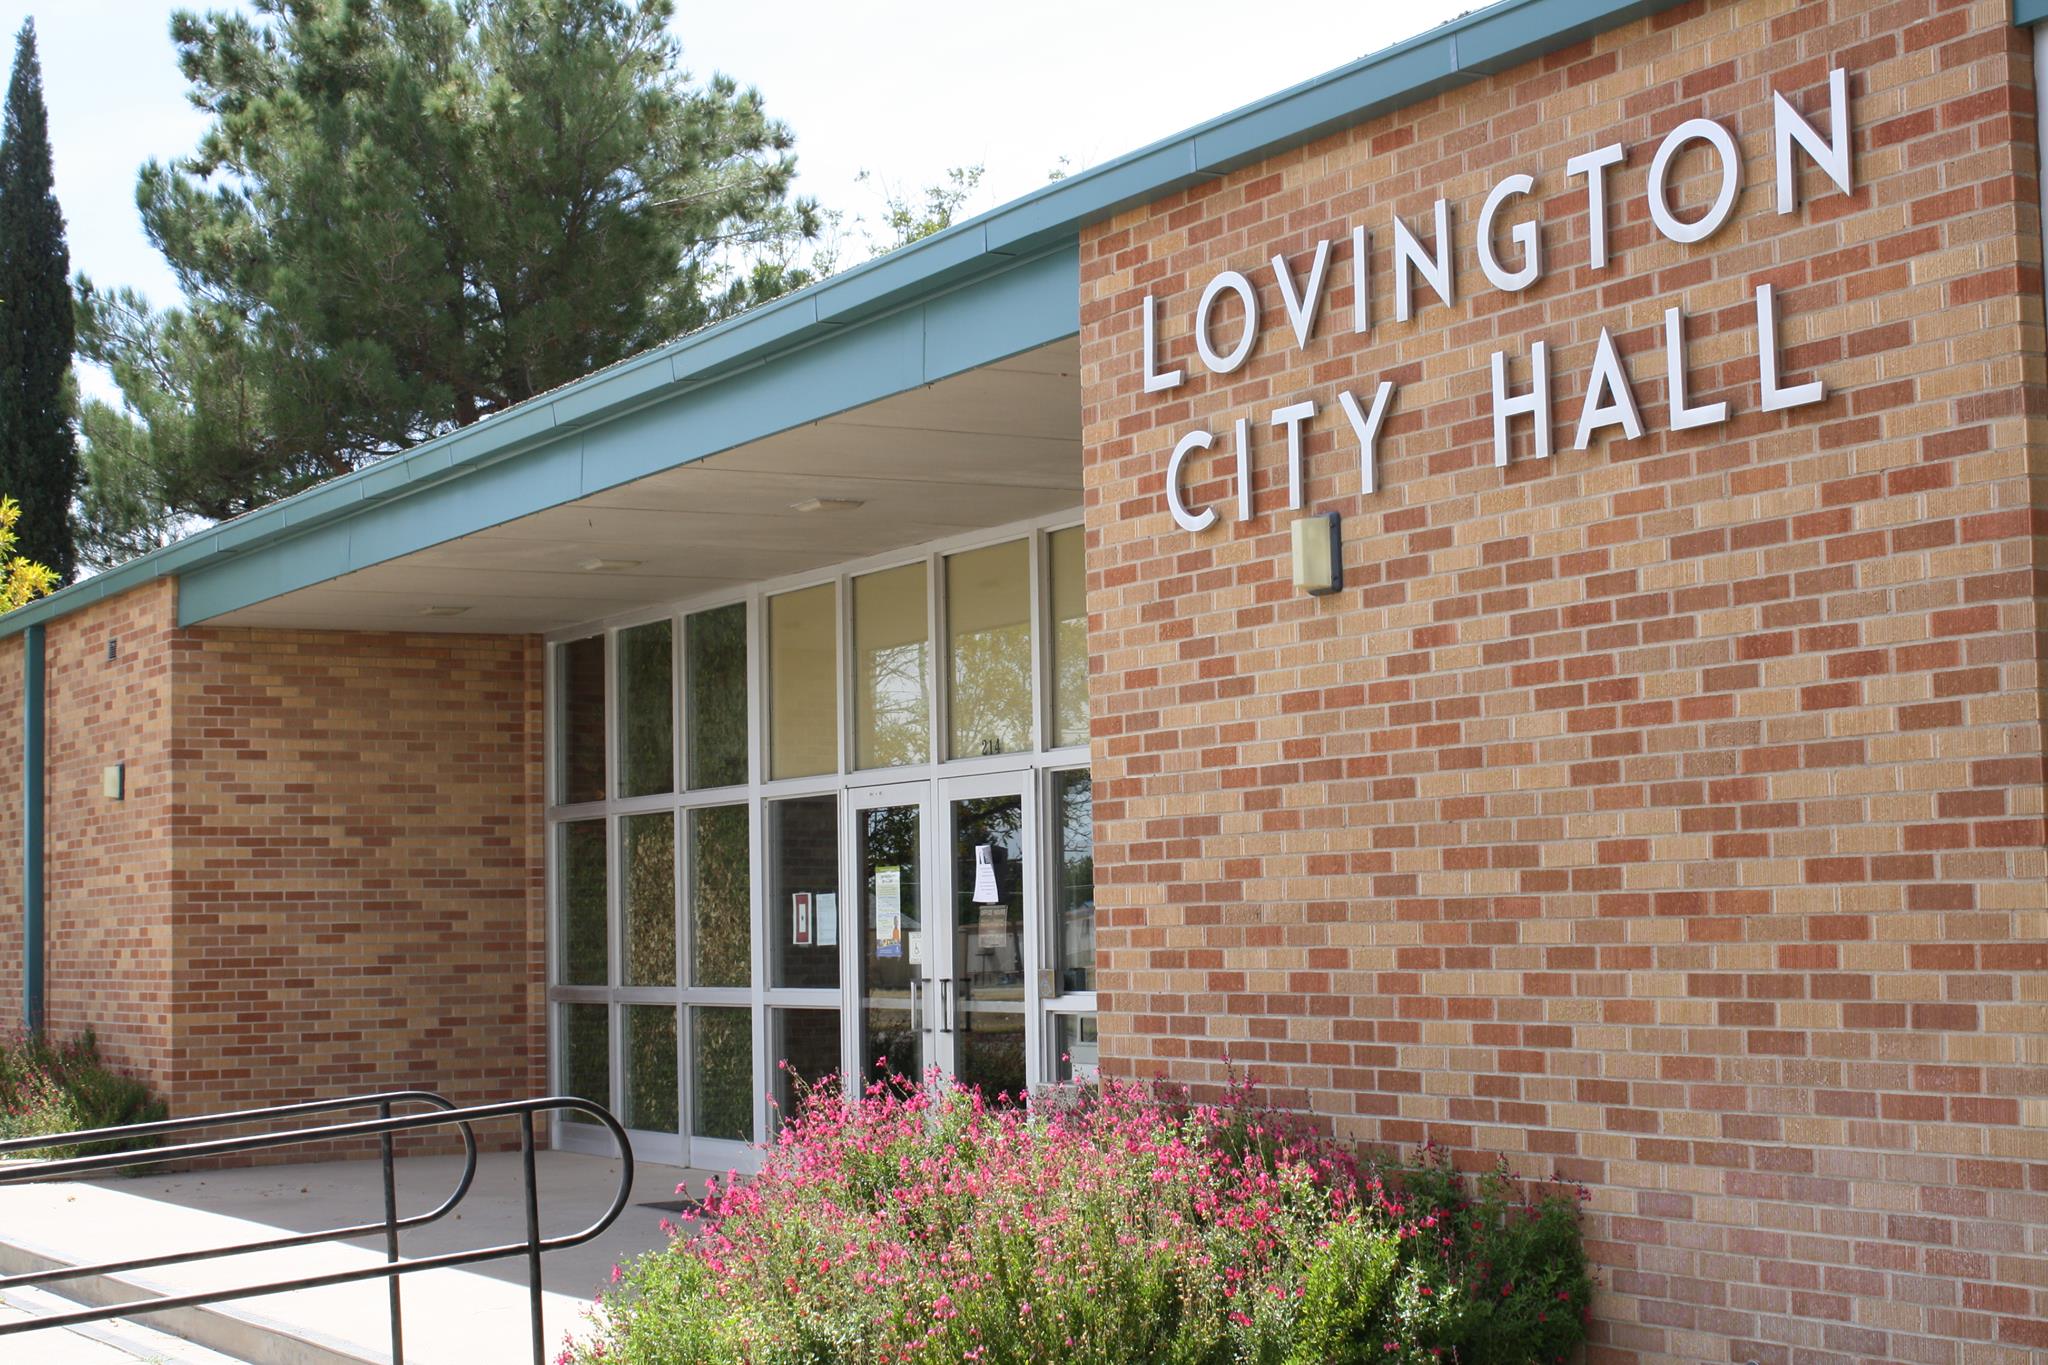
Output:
[1055, 773, 1095, 993]
[562, 820, 607, 984]
[559, 636, 606, 803]
[691, 805, 751, 987]
[948, 796, 1028, 1099]
[1053, 614, 1089, 746]
[861, 638, 927, 766]
[626, 1005, 677, 1133]
[622, 813, 675, 986]
[692, 1006, 752, 1141]
[560, 1003, 608, 1125]
[619, 621, 673, 796]
[962, 1027, 1026, 1101]
[686, 604, 747, 789]
[861, 806, 922, 1084]
[950, 625, 1032, 757]
[771, 1010, 840, 1131]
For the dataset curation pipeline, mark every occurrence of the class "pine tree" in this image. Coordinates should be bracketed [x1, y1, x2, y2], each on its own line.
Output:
[75, 0, 819, 567]
[0, 19, 78, 583]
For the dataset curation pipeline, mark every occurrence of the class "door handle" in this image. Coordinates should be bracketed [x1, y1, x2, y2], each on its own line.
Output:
[939, 978, 953, 1033]
[909, 977, 922, 1029]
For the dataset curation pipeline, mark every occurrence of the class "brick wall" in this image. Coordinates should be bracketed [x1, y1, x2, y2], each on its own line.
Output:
[1079, 2, 2048, 1363]
[0, 634, 20, 1020]
[167, 623, 546, 1148]
[0, 578, 545, 1155]
[41, 581, 178, 1090]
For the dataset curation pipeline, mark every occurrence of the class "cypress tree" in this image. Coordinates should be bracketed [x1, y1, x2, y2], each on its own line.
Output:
[0, 19, 76, 582]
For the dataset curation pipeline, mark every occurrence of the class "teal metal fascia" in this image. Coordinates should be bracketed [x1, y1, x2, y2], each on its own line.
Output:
[0, 0, 1692, 639]
[2017, 0, 2048, 25]
[21, 624, 43, 1030]
[174, 247, 1080, 625]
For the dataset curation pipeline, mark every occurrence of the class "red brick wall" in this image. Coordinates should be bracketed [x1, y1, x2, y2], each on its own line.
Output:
[166, 624, 546, 1144]
[1080, 2, 2048, 1363]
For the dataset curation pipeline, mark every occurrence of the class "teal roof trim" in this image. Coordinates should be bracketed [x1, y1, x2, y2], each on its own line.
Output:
[2017, 0, 2048, 26]
[3, 0, 1689, 638]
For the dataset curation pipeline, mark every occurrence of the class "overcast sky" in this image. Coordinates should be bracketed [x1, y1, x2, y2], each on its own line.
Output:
[0, 0, 1476, 321]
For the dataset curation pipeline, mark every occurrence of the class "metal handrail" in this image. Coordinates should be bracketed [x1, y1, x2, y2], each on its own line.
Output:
[0, 1090, 479, 1293]
[0, 1092, 636, 1365]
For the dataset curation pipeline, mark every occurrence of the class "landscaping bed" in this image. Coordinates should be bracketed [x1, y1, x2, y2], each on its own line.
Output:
[569, 1071, 1592, 1364]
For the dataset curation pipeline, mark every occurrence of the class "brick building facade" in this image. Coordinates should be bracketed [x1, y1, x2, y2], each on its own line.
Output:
[1, 581, 545, 1139]
[2, 0, 2042, 1359]
[1080, 2, 2048, 1359]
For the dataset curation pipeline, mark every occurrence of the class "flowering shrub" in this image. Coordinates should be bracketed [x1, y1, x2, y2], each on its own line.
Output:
[0, 1029, 166, 1159]
[567, 1072, 1591, 1365]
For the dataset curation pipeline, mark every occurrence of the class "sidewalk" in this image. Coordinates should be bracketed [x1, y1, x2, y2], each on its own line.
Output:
[0, 1148, 710, 1363]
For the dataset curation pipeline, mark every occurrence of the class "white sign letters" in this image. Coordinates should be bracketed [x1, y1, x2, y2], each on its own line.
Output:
[1147, 69, 1856, 536]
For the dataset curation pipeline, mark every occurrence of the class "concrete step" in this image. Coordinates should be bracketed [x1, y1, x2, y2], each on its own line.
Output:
[0, 1282, 253, 1364]
[0, 1236, 382, 1365]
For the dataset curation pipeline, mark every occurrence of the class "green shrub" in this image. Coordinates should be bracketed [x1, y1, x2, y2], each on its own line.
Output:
[564, 1073, 1593, 1365]
[0, 1029, 167, 1160]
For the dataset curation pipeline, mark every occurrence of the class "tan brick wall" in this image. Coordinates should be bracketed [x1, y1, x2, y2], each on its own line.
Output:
[0, 579, 544, 1155]
[0, 634, 21, 1022]
[1080, 2, 2048, 1363]
[164, 623, 546, 1151]
[41, 581, 177, 1091]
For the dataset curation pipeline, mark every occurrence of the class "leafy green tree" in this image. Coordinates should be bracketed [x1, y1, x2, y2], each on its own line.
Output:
[76, 0, 819, 567]
[0, 20, 78, 582]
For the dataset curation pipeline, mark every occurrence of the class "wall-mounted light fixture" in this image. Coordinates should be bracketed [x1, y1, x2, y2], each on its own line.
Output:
[1290, 513, 1342, 595]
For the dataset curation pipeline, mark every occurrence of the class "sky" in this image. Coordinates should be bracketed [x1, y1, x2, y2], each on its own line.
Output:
[0, 0, 1478, 379]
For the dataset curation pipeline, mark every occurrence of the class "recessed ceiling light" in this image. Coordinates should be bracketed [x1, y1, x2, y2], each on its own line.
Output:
[577, 557, 643, 573]
[416, 604, 470, 618]
[790, 497, 864, 513]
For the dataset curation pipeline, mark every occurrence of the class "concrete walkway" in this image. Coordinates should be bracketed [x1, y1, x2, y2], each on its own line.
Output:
[0, 1149, 711, 1364]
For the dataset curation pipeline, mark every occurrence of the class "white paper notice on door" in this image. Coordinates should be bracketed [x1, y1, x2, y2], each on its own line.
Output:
[816, 893, 838, 948]
[972, 844, 999, 903]
[874, 866, 903, 958]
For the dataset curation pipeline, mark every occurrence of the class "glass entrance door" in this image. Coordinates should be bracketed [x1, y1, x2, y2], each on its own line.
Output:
[937, 772, 1037, 1099]
[848, 783, 930, 1093]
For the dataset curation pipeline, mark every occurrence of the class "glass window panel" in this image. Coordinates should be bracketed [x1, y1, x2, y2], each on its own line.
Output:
[685, 604, 748, 790]
[617, 620, 674, 797]
[769, 796, 839, 989]
[691, 1006, 753, 1141]
[950, 794, 1027, 1100]
[555, 635, 605, 805]
[770, 1008, 840, 1131]
[857, 804, 922, 1088]
[689, 804, 751, 988]
[624, 1005, 678, 1134]
[1054, 1015, 1099, 1084]
[559, 1003, 609, 1125]
[853, 563, 929, 769]
[947, 540, 1032, 759]
[1049, 526, 1090, 749]
[621, 813, 676, 987]
[1052, 770, 1095, 994]
[769, 584, 838, 779]
[558, 819, 607, 985]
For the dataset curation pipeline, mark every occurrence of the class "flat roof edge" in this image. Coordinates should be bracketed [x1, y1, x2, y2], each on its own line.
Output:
[3, 0, 1697, 640]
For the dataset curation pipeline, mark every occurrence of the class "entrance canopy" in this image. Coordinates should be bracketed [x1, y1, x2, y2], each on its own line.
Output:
[202, 340, 1080, 635]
